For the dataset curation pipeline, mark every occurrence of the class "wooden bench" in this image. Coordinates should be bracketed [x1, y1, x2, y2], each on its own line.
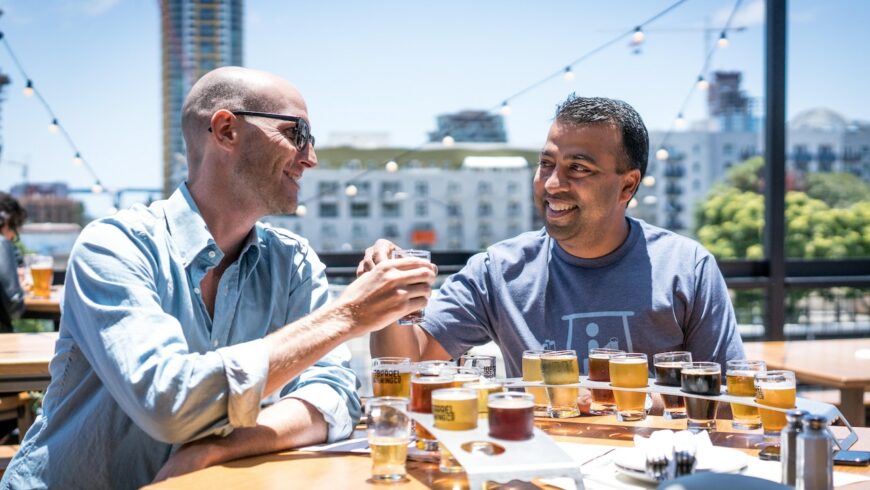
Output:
[0, 444, 18, 478]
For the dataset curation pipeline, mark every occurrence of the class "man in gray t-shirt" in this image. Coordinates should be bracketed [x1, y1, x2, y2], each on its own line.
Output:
[363, 95, 744, 383]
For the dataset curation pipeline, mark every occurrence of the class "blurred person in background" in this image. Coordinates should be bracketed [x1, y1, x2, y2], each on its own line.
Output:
[0, 192, 27, 333]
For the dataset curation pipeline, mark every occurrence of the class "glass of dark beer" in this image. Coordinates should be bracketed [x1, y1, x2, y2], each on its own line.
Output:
[588, 348, 624, 415]
[653, 351, 692, 420]
[391, 249, 431, 326]
[680, 361, 721, 432]
[488, 392, 535, 441]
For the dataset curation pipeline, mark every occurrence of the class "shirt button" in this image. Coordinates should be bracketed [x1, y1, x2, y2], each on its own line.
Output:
[194, 287, 201, 295]
[208, 251, 216, 259]
[213, 339, 219, 347]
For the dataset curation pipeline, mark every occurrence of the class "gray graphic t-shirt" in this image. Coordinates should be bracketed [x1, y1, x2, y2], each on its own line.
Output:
[421, 218, 744, 377]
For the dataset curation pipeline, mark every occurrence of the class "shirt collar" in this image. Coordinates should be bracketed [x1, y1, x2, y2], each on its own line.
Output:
[164, 182, 218, 268]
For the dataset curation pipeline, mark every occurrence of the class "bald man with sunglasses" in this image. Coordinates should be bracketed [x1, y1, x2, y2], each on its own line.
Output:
[2, 67, 436, 490]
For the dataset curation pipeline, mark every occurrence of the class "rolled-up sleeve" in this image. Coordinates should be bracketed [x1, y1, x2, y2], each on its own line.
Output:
[216, 338, 269, 427]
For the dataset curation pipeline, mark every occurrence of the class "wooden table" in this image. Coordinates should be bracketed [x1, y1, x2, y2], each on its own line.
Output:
[22, 286, 62, 330]
[144, 416, 870, 489]
[745, 339, 870, 426]
[0, 332, 56, 393]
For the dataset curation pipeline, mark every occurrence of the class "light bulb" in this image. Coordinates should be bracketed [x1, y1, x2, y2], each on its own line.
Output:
[696, 76, 709, 91]
[655, 148, 669, 161]
[628, 198, 639, 209]
[106, 206, 118, 215]
[643, 195, 658, 205]
[73, 152, 83, 166]
[500, 102, 511, 116]
[442, 134, 455, 146]
[295, 204, 307, 217]
[23, 80, 34, 97]
[632, 26, 645, 44]
[675, 113, 686, 129]
[385, 160, 398, 172]
[91, 182, 104, 194]
[643, 176, 656, 187]
[563, 66, 575, 81]
[345, 184, 358, 197]
[49, 118, 59, 134]
[717, 33, 729, 49]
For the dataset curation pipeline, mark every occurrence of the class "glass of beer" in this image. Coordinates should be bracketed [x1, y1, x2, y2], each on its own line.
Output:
[588, 348, 625, 415]
[522, 349, 550, 417]
[432, 388, 477, 473]
[366, 397, 411, 482]
[410, 370, 453, 451]
[726, 359, 766, 430]
[458, 354, 497, 379]
[609, 353, 649, 422]
[680, 362, 721, 432]
[754, 370, 796, 436]
[26, 255, 54, 298]
[440, 366, 482, 388]
[653, 351, 692, 420]
[391, 249, 431, 326]
[463, 380, 504, 415]
[372, 357, 412, 398]
[540, 350, 580, 418]
[488, 392, 535, 441]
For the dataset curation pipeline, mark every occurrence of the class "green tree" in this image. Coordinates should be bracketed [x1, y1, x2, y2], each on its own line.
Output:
[804, 172, 870, 208]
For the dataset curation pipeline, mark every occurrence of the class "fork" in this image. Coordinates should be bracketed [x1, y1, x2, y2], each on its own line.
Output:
[673, 449, 697, 478]
[645, 450, 671, 481]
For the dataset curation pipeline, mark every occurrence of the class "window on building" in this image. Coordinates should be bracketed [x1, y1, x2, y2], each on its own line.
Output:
[478, 201, 493, 217]
[723, 143, 733, 156]
[693, 145, 701, 155]
[478, 181, 492, 194]
[447, 181, 460, 193]
[200, 25, 215, 37]
[319, 202, 338, 218]
[415, 201, 428, 217]
[415, 181, 429, 197]
[507, 181, 519, 194]
[507, 201, 521, 214]
[200, 7, 215, 20]
[383, 224, 399, 239]
[200, 41, 215, 54]
[447, 203, 462, 217]
[319, 181, 339, 196]
[382, 202, 400, 218]
[693, 162, 701, 173]
[351, 202, 369, 218]
[693, 179, 701, 191]
[381, 181, 401, 198]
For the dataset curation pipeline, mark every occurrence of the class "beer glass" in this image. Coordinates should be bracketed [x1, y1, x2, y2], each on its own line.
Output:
[413, 360, 453, 377]
[680, 362, 721, 432]
[410, 367, 453, 451]
[522, 349, 550, 416]
[367, 397, 411, 482]
[440, 366, 482, 388]
[653, 351, 691, 420]
[391, 249, 431, 326]
[488, 392, 535, 441]
[371, 357, 412, 398]
[754, 370, 796, 436]
[609, 353, 649, 421]
[432, 388, 477, 473]
[458, 354, 497, 379]
[462, 380, 504, 415]
[26, 255, 54, 298]
[540, 350, 580, 418]
[726, 359, 766, 430]
[588, 348, 624, 415]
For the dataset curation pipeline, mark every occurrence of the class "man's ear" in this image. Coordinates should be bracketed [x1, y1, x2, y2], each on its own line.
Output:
[209, 109, 239, 152]
[621, 168, 642, 203]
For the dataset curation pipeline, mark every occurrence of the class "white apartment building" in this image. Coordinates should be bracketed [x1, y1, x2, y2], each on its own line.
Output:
[266, 145, 537, 252]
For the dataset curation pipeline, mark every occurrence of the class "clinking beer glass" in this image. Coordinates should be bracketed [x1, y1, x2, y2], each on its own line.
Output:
[367, 397, 411, 482]
[391, 249, 431, 326]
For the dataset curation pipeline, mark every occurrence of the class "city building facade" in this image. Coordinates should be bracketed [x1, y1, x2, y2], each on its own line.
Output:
[427, 111, 508, 143]
[160, 0, 243, 196]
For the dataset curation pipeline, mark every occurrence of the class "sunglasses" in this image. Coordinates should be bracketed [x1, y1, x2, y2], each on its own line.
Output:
[209, 110, 315, 151]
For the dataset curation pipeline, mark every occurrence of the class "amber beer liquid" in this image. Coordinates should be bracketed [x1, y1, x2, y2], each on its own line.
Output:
[463, 381, 504, 414]
[373, 370, 411, 398]
[588, 348, 624, 415]
[756, 382, 796, 434]
[727, 372, 761, 428]
[370, 437, 408, 481]
[609, 354, 649, 421]
[30, 266, 53, 298]
[488, 393, 535, 441]
[410, 376, 453, 445]
[432, 389, 478, 430]
[521, 351, 549, 414]
[540, 351, 580, 418]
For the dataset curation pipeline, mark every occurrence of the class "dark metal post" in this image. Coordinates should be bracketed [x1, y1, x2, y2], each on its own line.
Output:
[764, 0, 787, 340]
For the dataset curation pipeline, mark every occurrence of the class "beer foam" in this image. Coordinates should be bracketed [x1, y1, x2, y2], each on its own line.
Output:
[413, 376, 452, 385]
[610, 357, 647, 365]
[727, 370, 760, 377]
[655, 361, 684, 368]
[681, 368, 719, 375]
[755, 381, 795, 390]
[488, 398, 534, 409]
[432, 389, 477, 401]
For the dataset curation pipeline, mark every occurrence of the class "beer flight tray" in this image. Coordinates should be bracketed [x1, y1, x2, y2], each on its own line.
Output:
[411, 412, 587, 490]
[502, 376, 859, 451]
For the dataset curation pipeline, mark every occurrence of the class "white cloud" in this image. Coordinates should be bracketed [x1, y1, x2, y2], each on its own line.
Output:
[78, 0, 121, 16]
[713, 0, 765, 28]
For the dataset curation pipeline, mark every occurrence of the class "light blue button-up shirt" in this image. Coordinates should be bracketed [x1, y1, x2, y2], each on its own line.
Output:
[2, 184, 361, 489]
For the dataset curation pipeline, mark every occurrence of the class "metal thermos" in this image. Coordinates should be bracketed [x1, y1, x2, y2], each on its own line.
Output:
[796, 414, 833, 490]
[781, 409, 808, 486]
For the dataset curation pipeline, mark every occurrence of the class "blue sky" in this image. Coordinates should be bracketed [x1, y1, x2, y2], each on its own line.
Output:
[0, 0, 867, 215]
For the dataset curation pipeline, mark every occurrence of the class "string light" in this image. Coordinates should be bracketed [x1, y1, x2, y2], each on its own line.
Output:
[48, 118, 59, 134]
[23, 79, 34, 97]
[656, 148, 670, 161]
[499, 101, 512, 116]
[344, 184, 358, 197]
[632, 26, 645, 44]
[563, 66, 575, 81]
[696, 75, 709, 90]
[643, 195, 658, 205]
[73, 152, 83, 166]
[643, 176, 657, 187]
[674, 113, 687, 129]
[91, 181, 104, 194]
[628, 197, 639, 209]
[717, 32, 730, 48]
[295, 204, 307, 217]
[385, 160, 398, 172]
[442, 134, 455, 146]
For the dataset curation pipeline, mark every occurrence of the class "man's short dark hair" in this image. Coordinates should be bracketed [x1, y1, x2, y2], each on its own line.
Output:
[0, 192, 26, 234]
[554, 95, 649, 178]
